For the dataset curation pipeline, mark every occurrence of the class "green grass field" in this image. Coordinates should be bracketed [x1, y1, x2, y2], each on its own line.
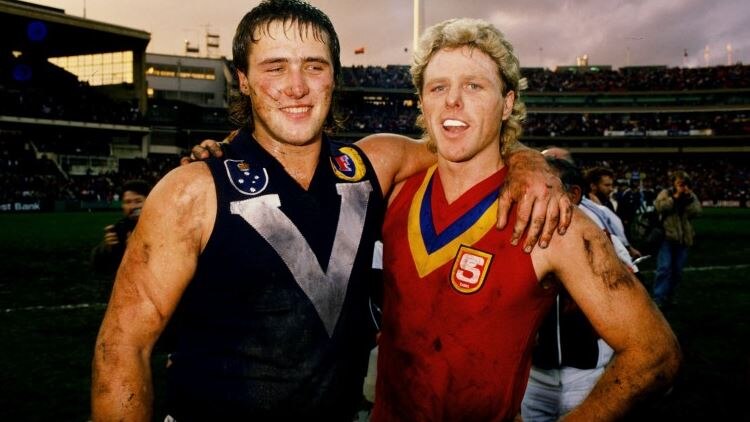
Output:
[0, 209, 748, 421]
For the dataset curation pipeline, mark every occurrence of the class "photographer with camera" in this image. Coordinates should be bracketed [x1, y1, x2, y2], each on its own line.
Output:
[652, 170, 702, 308]
[91, 180, 151, 275]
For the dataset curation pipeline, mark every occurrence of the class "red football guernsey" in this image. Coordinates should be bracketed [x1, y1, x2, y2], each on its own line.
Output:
[372, 165, 555, 422]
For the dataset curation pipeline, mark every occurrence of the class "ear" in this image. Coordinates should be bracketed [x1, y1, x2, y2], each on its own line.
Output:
[501, 90, 515, 121]
[237, 70, 250, 95]
[570, 185, 583, 204]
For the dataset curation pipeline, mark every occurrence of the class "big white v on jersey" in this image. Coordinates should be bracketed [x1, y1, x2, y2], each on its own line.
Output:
[166, 129, 385, 421]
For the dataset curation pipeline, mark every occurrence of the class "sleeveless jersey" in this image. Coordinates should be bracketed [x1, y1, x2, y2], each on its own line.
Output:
[166, 129, 384, 421]
[372, 166, 555, 422]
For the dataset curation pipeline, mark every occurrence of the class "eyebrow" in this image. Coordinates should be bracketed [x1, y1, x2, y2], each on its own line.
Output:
[257, 56, 331, 66]
[424, 74, 493, 85]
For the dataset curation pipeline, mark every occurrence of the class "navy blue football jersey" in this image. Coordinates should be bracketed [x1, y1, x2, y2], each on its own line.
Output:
[166, 130, 384, 421]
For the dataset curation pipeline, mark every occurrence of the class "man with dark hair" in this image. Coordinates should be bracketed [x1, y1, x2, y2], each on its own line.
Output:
[91, 1, 570, 420]
[582, 166, 641, 259]
[90, 179, 151, 275]
[585, 166, 616, 211]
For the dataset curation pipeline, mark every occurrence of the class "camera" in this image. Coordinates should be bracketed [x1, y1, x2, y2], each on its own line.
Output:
[112, 217, 137, 245]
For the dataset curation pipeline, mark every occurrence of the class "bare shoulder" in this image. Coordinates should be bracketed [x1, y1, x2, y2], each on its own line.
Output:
[146, 162, 213, 211]
[531, 208, 624, 284]
[532, 208, 597, 259]
[138, 162, 216, 250]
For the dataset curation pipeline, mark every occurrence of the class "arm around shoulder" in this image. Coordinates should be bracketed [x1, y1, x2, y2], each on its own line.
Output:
[91, 163, 215, 421]
[499, 142, 573, 249]
[355, 133, 435, 197]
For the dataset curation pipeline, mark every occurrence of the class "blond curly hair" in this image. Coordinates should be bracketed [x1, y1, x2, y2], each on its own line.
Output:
[410, 18, 526, 154]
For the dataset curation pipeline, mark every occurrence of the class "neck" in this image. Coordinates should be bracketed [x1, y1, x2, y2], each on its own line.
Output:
[437, 155, 504, 204]
[254, 133, 322, 190]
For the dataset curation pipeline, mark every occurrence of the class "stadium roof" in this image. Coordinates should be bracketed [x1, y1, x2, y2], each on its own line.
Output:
[0, 0, 150, 58]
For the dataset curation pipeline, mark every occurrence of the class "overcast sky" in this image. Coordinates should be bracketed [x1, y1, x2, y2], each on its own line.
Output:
[34, 0, 749, 69]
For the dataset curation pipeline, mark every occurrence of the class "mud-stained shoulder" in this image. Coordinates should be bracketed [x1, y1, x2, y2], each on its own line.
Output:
[581, 226, 637, 291]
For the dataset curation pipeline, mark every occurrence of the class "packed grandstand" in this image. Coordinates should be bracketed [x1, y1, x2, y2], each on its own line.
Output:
[2, 0, 749, 210]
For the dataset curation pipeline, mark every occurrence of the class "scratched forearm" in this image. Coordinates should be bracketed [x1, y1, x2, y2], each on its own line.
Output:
[91, 340, 153, 422]
[562, 344, 680, 421]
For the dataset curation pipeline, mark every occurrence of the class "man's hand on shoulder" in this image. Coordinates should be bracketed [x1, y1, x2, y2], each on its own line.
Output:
[188, 130, 239, 162]
[498, 146, 573, 252]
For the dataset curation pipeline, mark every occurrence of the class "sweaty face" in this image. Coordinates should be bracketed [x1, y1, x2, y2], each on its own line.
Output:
[420, 46, 514, 164]
[238, 20, 334, 148]
[121, 190, 146, 220]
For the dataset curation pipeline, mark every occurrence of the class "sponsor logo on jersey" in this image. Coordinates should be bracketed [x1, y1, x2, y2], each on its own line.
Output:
[330, 147, 366, 181]
[450, 245, 493, 294]
[224, 159, 269, 196]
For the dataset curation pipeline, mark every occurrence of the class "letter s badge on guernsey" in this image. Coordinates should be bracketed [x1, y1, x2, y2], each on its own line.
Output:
[330, 147, 366, 182]
[450, 245, 494, 294]
[224, 159, 269, 196]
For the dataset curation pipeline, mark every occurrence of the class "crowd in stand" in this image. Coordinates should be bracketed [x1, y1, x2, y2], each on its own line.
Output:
[3, 58, 748, 131]
[1, 140, 178, 205]
[339, 108, 750, 137]
[339, 63, 750, 92]
[524, 112, 750, 137]
[339, 102, 420, 134]
[2, 61, 749, 205]
[341, 65, 414, 89]
[524, 64, 750, 92]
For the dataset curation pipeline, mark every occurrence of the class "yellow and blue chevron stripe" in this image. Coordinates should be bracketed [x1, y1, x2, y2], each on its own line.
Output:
[407, 166, 499, 277]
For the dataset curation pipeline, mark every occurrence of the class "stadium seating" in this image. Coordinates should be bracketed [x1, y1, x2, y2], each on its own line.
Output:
[2, 63, 749, 206]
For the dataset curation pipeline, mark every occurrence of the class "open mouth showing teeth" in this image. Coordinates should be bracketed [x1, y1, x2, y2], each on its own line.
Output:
[443, 119, 467, 128]
[284, 106, 311, 114]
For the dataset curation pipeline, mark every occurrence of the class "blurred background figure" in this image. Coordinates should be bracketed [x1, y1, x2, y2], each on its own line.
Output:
[653, 170, 702, 308]
[90, 179, 151, 275]
[585, 167, 616, 211]
[581, 167, 642, 259]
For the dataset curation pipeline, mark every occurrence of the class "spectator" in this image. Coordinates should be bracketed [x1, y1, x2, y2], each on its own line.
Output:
[90, 179, 151, 275]
[582, 167, 642, 259]
[653, 170, 702, 308]
[585, 166, 616, 211]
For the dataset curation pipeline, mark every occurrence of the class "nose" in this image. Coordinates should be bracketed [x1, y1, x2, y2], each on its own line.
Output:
[283, 68, 309, 99]
[445, 86, 462, 109]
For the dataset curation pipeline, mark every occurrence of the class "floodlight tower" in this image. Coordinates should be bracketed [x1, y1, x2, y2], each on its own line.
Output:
[726, 43, 733, 65]
[413, 0, 423, 54]
[704, 45, 710, 67]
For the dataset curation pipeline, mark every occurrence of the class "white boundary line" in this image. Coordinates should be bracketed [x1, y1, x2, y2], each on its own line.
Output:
[640, 263, 750, 274]
[3, 302, 106, 313]
[683, 264, 750, 272]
